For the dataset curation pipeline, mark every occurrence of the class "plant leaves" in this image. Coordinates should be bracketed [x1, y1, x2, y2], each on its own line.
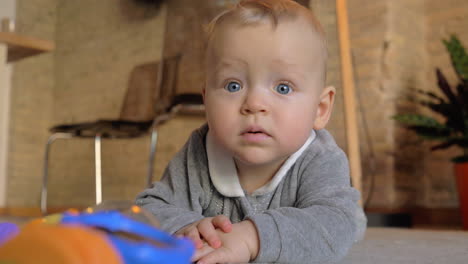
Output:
[436, 68, 459, 105]
[393, 114, 446, 128]
[409, 87, 445, 102]
[452, 137, 468, 148]
[420, 101, 452, 116]
[436, 69, 465, 132]
[393, 35, 468, 160]
[452, 155, 468, 163]
[457, 82, 468, 113]
[431, 140, 455, 151]
[431, 136, 468, 151]
[410, 126, 452, 140]
[393, 114, 453, 140]
[443, 35, 468, 81]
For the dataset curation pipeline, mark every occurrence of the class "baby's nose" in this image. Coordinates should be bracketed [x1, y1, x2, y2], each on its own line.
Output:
[240, 91, 268, 114]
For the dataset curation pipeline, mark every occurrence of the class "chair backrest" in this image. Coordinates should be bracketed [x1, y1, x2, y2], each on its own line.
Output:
[119, 55, 182, 121]
[153, 54, 181, 116]
[119, 61, 161, 122]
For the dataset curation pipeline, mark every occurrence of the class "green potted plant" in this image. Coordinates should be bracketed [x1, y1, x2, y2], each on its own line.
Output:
[393, 35, 468, 230]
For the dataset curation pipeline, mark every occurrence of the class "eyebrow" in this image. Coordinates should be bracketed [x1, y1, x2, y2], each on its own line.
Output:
[212, 58, 307, 82]
[210, 59, 248, 79]
[213, 59, 247, 71]
[271, 59, 307, 81]
[271, 59, 300, 69]
[271, 59, 309, 75]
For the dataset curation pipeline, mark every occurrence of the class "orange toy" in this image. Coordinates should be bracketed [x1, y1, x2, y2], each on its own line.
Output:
[0, 202, 194, 264]
[0, 221, 122, 264]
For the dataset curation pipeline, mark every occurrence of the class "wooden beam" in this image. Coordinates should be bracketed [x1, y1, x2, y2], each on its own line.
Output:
[336, 0, 363, 198]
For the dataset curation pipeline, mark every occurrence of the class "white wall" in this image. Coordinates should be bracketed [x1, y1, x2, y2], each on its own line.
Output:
[0, 0, 16, 207]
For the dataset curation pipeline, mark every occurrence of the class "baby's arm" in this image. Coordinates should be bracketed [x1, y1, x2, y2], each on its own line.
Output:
[192, 220, 260, 264]
[249, 151, 366, 263]
[135, 135, 211, 235]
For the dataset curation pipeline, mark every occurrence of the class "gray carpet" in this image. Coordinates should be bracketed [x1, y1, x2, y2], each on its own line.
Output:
[341, 227, 468, 264]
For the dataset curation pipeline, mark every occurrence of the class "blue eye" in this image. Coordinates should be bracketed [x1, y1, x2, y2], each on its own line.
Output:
[224, 81, 242, 93]
[275, 83, 292, 94]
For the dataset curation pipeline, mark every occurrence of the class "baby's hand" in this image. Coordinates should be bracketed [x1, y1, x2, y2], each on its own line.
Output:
[194, 220, 259, 264]
[175, 215, 232, 249]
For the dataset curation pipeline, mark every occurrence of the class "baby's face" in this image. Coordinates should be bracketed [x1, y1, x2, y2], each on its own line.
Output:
[204, 17, 332, 168]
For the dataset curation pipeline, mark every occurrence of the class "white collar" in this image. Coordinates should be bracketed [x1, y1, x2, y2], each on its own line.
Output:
[206, 130, 316, 197]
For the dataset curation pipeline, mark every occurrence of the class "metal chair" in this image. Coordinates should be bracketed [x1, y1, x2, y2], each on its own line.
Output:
[40, 55, 204, 214]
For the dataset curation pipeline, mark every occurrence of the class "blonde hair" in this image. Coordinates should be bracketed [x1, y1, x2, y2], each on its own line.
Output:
[205, 0, 328, 83]
[206, 0, 325, 40]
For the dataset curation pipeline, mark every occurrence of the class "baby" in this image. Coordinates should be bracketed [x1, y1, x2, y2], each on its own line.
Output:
[136, 0, 366, 263]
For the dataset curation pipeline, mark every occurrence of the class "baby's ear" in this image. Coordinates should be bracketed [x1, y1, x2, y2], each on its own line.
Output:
[313, 86, 335, 130]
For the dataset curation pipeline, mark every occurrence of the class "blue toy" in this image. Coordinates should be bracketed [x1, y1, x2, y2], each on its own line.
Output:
[0, 203, 194, 264]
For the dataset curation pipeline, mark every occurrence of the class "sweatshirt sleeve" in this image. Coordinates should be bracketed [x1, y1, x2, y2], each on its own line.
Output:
[135, 131, 209, 234]
[249, 149, 367, 263]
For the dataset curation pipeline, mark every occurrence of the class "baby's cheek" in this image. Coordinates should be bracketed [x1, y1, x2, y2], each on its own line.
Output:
[279, 124, 311, 150]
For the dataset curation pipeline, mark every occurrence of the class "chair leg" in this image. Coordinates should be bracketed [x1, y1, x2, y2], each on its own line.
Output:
[147, 129, 158, 187]
[95, 134, 102, 205]
[41, 133, 73, 215]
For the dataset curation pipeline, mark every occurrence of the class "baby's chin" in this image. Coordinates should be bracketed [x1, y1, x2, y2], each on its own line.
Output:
[233, 151, 290, 169]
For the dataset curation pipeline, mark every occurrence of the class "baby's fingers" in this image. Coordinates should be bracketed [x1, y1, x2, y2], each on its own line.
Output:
[191, 243, 215, 262]
[196, 248, 233, 264]
[198, 220, 221, 248]
[212, 215, 232, 233]
[177, 227, 204, 249]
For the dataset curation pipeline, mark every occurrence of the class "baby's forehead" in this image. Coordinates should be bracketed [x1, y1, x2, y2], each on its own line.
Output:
[205, 19, 327, 86]
[210, 14, 323, 42]
[207, 19, 327, 66]
[204, 0, 327, 85]
[207, 15, 327, 58]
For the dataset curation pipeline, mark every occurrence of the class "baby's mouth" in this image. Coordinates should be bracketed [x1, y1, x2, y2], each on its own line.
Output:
[241, 127, 271, 141]
[242, 128, 269, 136]
[246, 131, 263, 134]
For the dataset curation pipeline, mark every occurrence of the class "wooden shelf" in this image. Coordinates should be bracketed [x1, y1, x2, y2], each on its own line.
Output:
[0, 32, 54, 63]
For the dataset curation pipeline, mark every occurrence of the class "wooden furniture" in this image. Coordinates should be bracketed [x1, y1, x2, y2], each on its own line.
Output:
[0, 32, 54, 63]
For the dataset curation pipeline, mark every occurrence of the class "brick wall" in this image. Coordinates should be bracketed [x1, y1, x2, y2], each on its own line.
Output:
[346, 0, 395, 207]
[310, 0, 346, 150]
[388, 0, 428, 208]
[7, 0, 57, 207]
